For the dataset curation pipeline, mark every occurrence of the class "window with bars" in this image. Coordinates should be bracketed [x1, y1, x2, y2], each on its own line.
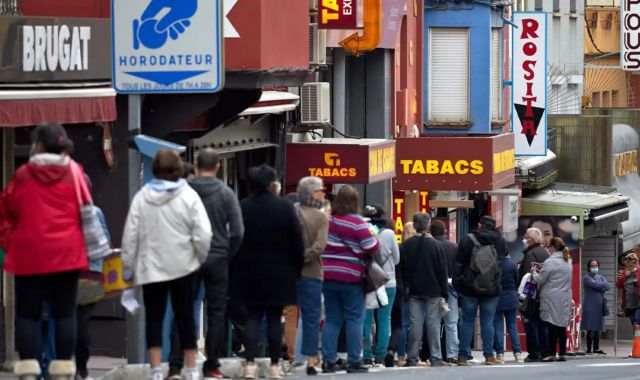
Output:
[491, 28, 503, 121]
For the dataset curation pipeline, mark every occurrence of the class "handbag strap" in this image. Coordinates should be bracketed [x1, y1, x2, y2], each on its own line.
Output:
[70, 161, 93, 207]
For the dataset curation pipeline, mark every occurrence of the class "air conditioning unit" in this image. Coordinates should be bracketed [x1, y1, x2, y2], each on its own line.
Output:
[310, 0, 318, 11]
[309, 23, 327, 65]
[301, 82, 331, 125]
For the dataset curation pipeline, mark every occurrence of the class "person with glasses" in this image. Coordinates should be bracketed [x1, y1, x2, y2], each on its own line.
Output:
[616, 253, 640, 329]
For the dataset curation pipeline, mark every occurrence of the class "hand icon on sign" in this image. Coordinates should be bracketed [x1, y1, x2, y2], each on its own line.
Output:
[133, 0, 198, 50]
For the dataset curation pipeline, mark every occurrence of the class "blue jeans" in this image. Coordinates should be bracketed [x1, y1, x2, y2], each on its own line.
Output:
[322, 281, 365, 365]
[493, 308, 522, 355]
[459, 296, 499, 359]
[299, 277, 323, 357]
[407, 297, 443, 363]
[363, 287, 397, 361]
[628, 307, 640, 326]
[443, 293, 459, 360]
[397, 302, 410, 357]
[294, 318, 305, 364]
[524, 313, 549, 359]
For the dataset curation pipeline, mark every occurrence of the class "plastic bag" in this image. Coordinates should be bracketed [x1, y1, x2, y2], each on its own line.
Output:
[365, 286, 389, 309]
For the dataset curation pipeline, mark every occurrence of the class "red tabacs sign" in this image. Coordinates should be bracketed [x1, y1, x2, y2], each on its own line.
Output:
[394, 134, 516, 191]
[319, 0, 356, 29]
[286, 139, 395, 184]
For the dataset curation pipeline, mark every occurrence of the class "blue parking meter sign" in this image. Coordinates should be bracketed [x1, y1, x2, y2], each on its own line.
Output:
[112, 0, 224, 93]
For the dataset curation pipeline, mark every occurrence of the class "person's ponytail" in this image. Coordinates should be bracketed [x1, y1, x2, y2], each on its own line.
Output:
[563, 247, 570, 262]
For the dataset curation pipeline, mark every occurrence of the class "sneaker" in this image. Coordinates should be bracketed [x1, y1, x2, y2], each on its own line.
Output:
[496, 354, 505, 364]
[446, 358, 457, 365]
[397, 356, 407, 367]
[150, 368, 164, 380]
[514, 353, 524, 364]
[185, 369, 201, 380]
[363, 358, 374, 367]
[430, 360, 446, 367]
[383, 353, 395, 368]
[557, 356, 567, 362]
[593, 350, 606, 355]
[244, 362, 257, 379]
[456, 358, 468, 366]
[321, 362, 340, 374]
[269, 365, 283, 379]
[203, 369, 224, 379]
[541, 356, 556, 362]
[167, 367, 182, 380]
[346, 362, 368, 373]
[485, 357, 500, 365]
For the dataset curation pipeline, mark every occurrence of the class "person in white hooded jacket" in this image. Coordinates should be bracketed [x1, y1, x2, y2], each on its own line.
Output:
[122, 149, 212, 380]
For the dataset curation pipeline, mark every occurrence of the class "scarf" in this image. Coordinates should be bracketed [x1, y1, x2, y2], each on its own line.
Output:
[300, 197, 324, 209]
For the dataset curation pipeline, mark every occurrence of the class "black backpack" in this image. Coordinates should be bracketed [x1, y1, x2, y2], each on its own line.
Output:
[467, 233, 500, 296]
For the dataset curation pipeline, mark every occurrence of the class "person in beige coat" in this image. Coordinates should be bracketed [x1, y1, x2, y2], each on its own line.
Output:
[296, 176, 329, 375]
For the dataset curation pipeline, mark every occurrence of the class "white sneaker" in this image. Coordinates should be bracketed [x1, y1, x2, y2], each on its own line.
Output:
[244, 362, 257, 379]
[269, 365, 283, 379]
[149, 368, 164, 380]
[496, 354, 505, 364]
[185, 368, 201, 380]
[514, 352, 524, 363]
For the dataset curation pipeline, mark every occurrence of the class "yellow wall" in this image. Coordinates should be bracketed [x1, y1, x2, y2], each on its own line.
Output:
[584, 8, 620, 55]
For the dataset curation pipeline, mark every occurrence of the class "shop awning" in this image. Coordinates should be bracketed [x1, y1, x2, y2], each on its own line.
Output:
[238, 91, 299, 116]
[0, 88, 117, 127]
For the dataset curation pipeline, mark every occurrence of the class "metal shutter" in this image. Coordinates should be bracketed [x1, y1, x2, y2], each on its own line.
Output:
[581, 237, 617, 330]
[428, 28, 469, 123]
[491, 28, 502, 121]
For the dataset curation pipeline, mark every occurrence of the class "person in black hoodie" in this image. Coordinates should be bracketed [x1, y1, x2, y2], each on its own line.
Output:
[455, 216, 506, 366]
[402, 213, 449, 367]
[168, 148, 245, 380]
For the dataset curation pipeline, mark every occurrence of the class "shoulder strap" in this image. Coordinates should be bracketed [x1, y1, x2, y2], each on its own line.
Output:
[468, 233, 481, 247]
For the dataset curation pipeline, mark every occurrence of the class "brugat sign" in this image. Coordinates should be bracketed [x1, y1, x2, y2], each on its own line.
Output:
[0, 17, 111, 82]
[512, 12, 547, 156]
[23, 25, 91, 72]
[622, 0, 640, 70]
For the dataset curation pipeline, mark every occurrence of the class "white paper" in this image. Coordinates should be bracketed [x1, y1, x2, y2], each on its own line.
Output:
[121, 288, 140, 314]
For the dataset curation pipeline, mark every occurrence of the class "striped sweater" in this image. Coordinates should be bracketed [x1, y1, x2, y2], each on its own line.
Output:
[322, 213, 379, 283]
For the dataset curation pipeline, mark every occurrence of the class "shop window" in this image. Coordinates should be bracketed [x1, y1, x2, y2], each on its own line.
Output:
[428, 28, 469, 124]
[491, 28, 503, 121]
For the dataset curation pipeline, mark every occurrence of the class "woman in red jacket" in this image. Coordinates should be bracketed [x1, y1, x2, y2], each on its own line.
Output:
[0, 123, 89, 379]
[616, 253, 640, 328]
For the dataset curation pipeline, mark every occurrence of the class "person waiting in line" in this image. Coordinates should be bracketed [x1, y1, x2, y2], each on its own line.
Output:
[616, 253, 640, 333]
[582, 259, 610, 355]
[533, 237, 573, 362]
[122, 149, 213, 380]
[493, 252, 524, 364]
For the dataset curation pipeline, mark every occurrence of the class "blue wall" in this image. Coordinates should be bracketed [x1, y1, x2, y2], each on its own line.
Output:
[424, 0, 504, 134]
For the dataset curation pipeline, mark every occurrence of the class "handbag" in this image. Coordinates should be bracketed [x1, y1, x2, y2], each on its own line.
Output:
[364, 260, 390, 293]
[602, 293, 610, 317]
[71, 163, 111, 261]
[76, 271, 105, 305]
[102, 249, 132, 298]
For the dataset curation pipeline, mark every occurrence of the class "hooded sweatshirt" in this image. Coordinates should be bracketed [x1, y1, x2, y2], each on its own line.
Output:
[189, 176, 244, 260]
[0, 153, 89, 275]
[122, 179, 212, 286]
[455, 227, 507, 297]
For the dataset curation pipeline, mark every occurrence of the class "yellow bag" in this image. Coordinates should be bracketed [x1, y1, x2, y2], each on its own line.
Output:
[103, 249, 132, 297]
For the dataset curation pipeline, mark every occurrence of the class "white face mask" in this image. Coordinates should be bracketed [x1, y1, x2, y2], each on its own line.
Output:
[522, 239, 529, 247]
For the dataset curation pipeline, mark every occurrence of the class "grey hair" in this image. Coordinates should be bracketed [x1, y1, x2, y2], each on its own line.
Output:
[526, 227, 544, 244]
[297, 176, 324, 200]
[413, 212, 431, 233]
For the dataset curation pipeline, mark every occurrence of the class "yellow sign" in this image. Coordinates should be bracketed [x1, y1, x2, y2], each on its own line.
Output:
[615, 150, 638, 177]
[400, 159, 484, 175]
[369, 145, 395, 178]
[308, 153, 357, 178]
[493, 149, 515, 174]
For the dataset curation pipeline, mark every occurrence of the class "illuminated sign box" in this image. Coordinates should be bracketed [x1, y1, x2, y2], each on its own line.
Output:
[286, 138, 395, 184]
[394, 134, 516, 191]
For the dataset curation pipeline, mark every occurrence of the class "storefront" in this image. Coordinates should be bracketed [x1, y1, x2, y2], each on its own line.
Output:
[392, 133, 516, 242]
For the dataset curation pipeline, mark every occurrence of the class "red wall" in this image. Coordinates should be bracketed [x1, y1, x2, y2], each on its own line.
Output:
[21, 0, 110, 17]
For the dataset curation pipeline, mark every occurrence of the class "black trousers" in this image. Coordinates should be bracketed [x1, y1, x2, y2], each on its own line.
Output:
[586, 330, 601, 352]
[142, 272, 198, 350]
[75, 303, 96, 373]
[245, 306, 284, 364]
[169, 258, 229, 372]
[16, 271, 79, 360]
[545, 322, 567, 357]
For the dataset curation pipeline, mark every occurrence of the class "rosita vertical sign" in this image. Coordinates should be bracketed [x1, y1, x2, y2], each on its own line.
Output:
[512, 12, 547, 156]
[622, 0, 640, 70]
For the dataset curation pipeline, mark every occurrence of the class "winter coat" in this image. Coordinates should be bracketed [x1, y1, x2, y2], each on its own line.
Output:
[497, 257, 520, 311]
[0, 154, 89, 276]
[581, 274, 610, 332]
[232, 192, 304, 307]
[519, 244, 550, 281]
[378, 228, 400, 287]
[402, 233, 449, 299]
[533, 252, 573, 327]
[189, 176, 244, 260]
[122, 179, 212, 286]
[435, 236, 459, 278]
[455, 227, 507, 298]
[298, 205, 329, 281]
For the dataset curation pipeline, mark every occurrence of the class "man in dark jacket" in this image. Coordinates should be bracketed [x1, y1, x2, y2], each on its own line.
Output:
[518, 227, 550, 363]
[430, 220, 459, 364]
[169, 148, 245, 379]
[402, 213, 449, 367]
[455, 216, 506, 366]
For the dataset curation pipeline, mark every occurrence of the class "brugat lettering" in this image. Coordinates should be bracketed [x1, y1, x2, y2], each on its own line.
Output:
[23, 25, 91, 72]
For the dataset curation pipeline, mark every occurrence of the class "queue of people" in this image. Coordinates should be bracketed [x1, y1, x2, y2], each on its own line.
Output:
[0, 123, 623, 380]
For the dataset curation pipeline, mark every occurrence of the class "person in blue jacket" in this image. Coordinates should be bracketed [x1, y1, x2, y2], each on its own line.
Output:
[493, 254, 523, 363]
[581, 260, 610, 354]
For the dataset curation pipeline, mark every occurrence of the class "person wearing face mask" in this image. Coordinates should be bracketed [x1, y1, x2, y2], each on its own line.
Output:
[581, 260, 610, 355]
[616, 253, 640, 331]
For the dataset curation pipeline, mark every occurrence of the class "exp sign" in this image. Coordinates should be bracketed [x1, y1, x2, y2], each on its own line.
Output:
[318, 0, 357, 29]
[622, 0, 640, 70]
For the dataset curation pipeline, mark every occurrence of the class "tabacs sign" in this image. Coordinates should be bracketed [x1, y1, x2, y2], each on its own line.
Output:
[622, 0, 640, 70]
[512, 12, 547, 156]
[318, 0, 357, 29]
[112, 0, 224, 93]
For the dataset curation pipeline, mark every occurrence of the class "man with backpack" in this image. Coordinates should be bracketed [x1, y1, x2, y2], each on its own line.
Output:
[454, 216, 506, 366]
[402, 213, 449, 367]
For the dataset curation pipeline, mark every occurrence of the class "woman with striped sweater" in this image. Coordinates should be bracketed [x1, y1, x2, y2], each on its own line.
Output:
[321, 185, 379, 374]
